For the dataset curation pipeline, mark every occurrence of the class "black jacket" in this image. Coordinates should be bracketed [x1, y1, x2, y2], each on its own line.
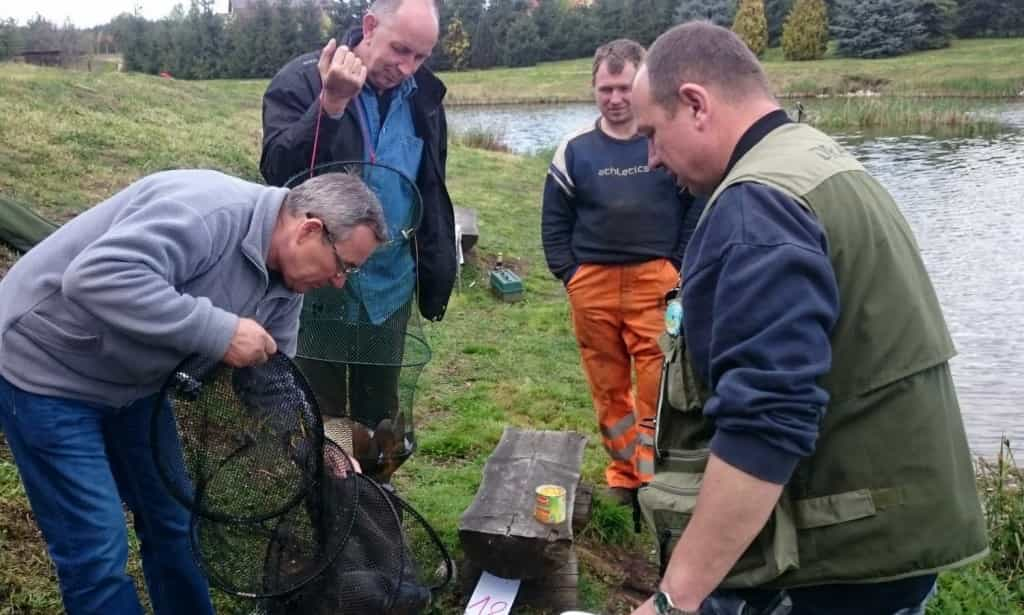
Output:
[260, 32, 456, 321]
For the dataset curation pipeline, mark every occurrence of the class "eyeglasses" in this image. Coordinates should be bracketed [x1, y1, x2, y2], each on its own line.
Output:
[307, 214, 360, 278]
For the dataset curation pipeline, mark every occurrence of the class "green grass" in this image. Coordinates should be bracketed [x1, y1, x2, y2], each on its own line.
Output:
[439, 38, 1024, 103]
[1, 60, 1022, 614]
[926, 440, 1024, 614]
[0, 63, 267, 223]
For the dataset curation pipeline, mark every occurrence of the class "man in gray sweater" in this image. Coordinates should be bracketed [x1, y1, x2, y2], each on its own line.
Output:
[0, 170, 385, 615]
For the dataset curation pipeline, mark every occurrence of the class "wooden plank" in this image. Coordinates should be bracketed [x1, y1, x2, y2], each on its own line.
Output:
[459, 428, 587, 580]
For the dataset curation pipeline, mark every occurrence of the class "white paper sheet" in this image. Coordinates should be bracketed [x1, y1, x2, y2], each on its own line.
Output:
[463, 571, 521, 615]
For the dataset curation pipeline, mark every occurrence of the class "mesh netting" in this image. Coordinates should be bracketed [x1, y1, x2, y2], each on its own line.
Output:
[152, 353, 451, 612]
[264, 448, 453, 615]
[287, 161, 431, 483]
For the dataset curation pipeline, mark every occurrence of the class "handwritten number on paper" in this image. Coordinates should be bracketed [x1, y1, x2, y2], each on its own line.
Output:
[467, 595, 510, 615]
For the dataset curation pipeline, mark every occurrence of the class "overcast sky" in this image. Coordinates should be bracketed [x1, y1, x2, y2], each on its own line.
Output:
[4, 1, 230, 28]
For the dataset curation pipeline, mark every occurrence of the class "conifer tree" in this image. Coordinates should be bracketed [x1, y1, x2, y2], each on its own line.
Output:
[911, 0, 956, 49]
[24, 15, 60, 52]
[954, 0, 1000, 37]
[781, 0, 828, 60]
[833, 0, 923, 58]
[675, 0, 736, 27]
[733, 0, 769, 56]
[766, 0, 794, 45]
[502, 11, 541, 67]
[531, 0, 563, 58]
[186, 0, 225, 79]
[443, 15, 471, 70]
[296, 0, 326, 56]
[0, 18, 23, 60]
[593, 0, 628, 42]
[268, 1, 297, 72]
[326, 0, 370, 40]
[445, 0, 485, 41]
[121, 13, 158, 73]
[469, 12, 498, 68]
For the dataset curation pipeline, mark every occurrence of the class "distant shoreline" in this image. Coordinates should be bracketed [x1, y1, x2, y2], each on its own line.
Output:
[440, 38, 1024, 106]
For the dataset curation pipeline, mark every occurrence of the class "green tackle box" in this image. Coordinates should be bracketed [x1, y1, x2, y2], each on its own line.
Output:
[489, 268, 524, 303]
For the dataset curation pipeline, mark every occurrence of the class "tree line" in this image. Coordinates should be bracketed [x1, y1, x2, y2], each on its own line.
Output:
[1, 0, 1023, 76]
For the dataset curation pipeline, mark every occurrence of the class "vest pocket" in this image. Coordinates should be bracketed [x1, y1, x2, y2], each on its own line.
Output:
[639, 449, 801, 588]
[722, 497, 800, 588]
[656, 332, 705, 415]
[792, 488, 878, 529]
[638, 450, 705, 577]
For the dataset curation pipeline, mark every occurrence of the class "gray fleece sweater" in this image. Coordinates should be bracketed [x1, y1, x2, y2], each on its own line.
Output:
[0, 170, 301, 407]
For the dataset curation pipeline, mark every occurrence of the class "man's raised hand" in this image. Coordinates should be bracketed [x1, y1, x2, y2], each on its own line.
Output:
[318, 38, 367, 116]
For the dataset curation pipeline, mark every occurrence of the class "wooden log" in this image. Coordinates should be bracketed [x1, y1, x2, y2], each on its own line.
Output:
[458, 428, 587, 580]
[515, 548, 579, 613]
[573, 482, 593, 533]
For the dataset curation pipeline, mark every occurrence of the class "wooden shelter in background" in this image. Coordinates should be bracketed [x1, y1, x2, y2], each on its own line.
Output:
[17, 50, 64, 67]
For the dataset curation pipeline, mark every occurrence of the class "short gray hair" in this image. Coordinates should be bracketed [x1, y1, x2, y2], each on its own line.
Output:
[369, 0, 440, 22]
[646, 21, 774, 111]
[284, 173, 387, 244]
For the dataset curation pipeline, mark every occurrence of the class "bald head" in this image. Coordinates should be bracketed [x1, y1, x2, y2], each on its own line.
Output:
[646, 21, 774, 112]
[370, 0, 440, 29]
[359, 0, 439, 90]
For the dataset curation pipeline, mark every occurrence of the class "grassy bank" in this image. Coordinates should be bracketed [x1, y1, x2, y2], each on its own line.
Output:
[1, 64, 1022, 614]
[784, 96, 1005, 134]
[439, 38, 1024, 104]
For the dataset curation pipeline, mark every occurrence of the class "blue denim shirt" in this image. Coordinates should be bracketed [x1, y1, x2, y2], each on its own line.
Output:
[347, 77, 423, 324]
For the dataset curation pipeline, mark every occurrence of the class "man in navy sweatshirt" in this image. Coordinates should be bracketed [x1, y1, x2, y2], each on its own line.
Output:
[630, 22, 984, 615]
[542, 39, 703, 506]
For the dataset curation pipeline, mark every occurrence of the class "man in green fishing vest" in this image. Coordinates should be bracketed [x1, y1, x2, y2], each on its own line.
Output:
[628, 22, 988, 615]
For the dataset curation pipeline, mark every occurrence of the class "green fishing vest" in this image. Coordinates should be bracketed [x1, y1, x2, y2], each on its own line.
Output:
[639, 122, 988, 589]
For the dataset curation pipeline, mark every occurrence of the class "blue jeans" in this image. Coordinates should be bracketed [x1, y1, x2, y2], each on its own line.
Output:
[0, 375, 213, 615]
[701, 574, 938, 615]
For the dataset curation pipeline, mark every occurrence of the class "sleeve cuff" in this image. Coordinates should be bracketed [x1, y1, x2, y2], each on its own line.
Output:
[194, 301, 239, 361]
[710, 429, 802, 485]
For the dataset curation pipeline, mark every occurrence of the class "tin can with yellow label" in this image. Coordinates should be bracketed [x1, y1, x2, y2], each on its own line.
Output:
[535, 484, 567, 524]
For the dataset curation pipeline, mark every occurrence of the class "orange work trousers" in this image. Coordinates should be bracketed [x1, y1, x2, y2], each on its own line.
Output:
[567, 259, 679, 489]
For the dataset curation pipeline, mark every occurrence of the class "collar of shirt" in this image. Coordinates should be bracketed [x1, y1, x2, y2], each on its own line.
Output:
[722, 109, 791, 178]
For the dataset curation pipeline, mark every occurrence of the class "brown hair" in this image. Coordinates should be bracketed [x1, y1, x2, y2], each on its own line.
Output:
[592, 39, 645, 85]
[645, 21, 773, 110]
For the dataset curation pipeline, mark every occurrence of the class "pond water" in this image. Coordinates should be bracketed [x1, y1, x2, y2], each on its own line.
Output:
[448, 102, 1024, 457]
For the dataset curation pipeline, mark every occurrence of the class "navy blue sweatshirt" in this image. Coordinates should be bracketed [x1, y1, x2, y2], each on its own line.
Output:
[682, 110, 840, 485]
[542, 119, 702, 284]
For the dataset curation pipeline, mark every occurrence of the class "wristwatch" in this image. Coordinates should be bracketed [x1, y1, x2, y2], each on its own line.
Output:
[654, 590, 699, 615]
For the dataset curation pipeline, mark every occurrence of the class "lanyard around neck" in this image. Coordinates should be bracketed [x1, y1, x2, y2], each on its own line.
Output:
[309, 89, 377, 179]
